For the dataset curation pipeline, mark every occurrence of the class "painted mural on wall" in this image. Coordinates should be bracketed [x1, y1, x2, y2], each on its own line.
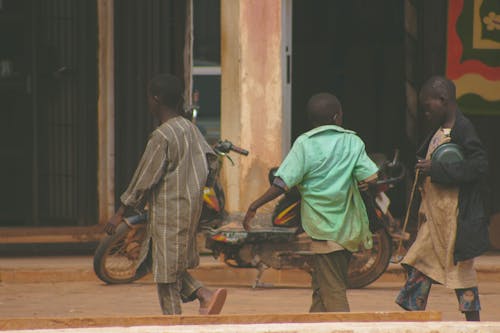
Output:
[446, 0, 500, 115]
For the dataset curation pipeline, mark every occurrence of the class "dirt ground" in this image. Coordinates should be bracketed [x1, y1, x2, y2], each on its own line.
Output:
[1, 280, 499, 322]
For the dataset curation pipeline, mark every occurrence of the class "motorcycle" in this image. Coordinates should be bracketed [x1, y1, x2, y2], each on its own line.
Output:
[94, 141, 407, 289]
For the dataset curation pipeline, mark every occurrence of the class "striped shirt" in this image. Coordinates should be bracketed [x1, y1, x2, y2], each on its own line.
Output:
[121, 116, 215, 283]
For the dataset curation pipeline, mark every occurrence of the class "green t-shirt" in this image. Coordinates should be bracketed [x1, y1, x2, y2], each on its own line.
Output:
[275, 125, 378, 252]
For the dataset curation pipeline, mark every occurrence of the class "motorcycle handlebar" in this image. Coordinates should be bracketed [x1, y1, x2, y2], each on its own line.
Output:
[230, 144, 249, 156]
[374, 149, 405, 186]
[373, 165, 406, 188]
[391, 149, 400, 166]
[214, 140, 249, 156]
[374, 173, 405, 186]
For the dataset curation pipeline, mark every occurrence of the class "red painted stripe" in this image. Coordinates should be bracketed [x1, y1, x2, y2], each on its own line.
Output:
[446, 0, 500, 80]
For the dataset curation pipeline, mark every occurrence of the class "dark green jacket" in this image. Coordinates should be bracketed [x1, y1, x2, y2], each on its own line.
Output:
[417, 110, 490, 263]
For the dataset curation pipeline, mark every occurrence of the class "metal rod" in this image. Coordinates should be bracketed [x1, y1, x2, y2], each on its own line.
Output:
[394, 169, 420, 262]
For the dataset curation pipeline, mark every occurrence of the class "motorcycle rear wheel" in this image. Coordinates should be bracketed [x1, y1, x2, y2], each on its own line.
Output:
[93, 222, 148, 284]
[347, 228, 392, 289]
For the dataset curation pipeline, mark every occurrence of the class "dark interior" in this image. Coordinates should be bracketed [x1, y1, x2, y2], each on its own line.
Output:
[292, 0, 406, 155]
[0, 0, 98, 226]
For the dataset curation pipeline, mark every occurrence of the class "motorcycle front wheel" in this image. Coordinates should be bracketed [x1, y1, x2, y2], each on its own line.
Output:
[347, 228, 392, 289]
[93, 222, 148, 284]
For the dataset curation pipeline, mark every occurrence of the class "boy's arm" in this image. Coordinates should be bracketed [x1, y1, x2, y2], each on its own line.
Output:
[353, 139, 379, 184]
[243, 139, 306, 231]
[105, 133, 167, 234]
[243, 181, 286, 231]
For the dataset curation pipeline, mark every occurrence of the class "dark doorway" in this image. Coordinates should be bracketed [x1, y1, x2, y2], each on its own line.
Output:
[291, 0, 407, 217]
[113, 0, 186, 206]
[0, 0, 98, 226]
[292, 0, 406, 156]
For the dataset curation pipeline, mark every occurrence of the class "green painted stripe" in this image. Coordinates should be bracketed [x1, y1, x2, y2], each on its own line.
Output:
[458, 94, 500, 116]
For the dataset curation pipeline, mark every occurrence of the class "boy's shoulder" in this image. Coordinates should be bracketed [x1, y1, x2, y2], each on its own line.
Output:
[300, 125, 362, 147]
[154, 117, 193, 138]
[303, 125, 357, 138]
[451, 111, 480, 143]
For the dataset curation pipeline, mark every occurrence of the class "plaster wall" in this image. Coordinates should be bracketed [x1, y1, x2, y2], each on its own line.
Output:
[221, 0, 284, 212]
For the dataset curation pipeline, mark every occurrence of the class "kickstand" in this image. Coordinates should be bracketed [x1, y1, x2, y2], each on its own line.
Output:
[252, 263, 272, 289]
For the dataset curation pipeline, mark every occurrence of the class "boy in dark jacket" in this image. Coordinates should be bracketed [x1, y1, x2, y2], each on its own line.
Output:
[395, 76, 489, 321]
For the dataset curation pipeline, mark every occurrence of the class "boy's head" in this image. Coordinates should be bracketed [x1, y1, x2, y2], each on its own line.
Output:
[307, 93, 343, 128]
[148, 74, 184, 116]
[419, 76, 456, 126]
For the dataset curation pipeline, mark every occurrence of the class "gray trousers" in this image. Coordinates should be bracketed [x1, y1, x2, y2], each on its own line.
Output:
[309, 250, 351, 313]
[157, 271, 203, 315]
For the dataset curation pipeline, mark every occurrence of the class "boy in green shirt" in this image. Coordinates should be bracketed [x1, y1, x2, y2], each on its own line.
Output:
[243, 93, 378, 312]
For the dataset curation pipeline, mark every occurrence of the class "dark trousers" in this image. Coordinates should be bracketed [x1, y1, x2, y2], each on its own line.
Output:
[309, 250, 351, 312]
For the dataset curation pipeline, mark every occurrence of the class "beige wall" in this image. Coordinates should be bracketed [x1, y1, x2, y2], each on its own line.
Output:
[221, 0, 285, 213]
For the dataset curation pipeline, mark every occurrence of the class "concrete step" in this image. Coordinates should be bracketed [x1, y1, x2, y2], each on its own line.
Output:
[6, 322, 500, 333]
[0, 311, 441, 331]
[1, 253, 499, 285]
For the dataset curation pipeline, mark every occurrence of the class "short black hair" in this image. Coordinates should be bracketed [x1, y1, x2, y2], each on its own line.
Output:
[420, 76, 456, 101]
[148, 74, 184, 110]
[307, 93, 342, 125]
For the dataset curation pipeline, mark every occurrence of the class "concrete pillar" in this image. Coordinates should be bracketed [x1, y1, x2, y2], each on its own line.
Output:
[220, 0, 285, 213]
[97, 0, 115, 223]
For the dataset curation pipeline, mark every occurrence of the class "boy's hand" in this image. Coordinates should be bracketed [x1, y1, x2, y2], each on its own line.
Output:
[104, 206, 126, 235]
[243, 204, 257, 232]
[416, 159, 432, 174]
[358, 181, 370, 192]
[104, 214, 122, 235]
[242, 185, 285, 232]
[358, 174, 377, 192]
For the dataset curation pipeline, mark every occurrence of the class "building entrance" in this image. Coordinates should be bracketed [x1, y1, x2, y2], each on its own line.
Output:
[0, 0, 98, 227]
[291, 0, 407, 216]
[292, 0, 407, 154]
